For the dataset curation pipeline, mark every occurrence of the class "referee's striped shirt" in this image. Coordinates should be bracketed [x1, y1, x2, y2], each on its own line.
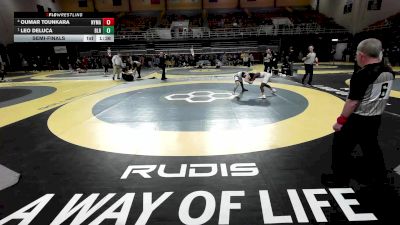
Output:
[348, 63, 394, 116]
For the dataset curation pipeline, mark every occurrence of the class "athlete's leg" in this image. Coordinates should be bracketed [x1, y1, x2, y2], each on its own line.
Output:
[233, 81, 240, 94]
[258, 83, 267, 99]
[240, 81, 248, 92]
[264, 83, 277, 94]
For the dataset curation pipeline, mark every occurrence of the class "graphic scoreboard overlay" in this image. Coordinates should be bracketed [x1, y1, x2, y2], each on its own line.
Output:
[14, 12, 114, 43]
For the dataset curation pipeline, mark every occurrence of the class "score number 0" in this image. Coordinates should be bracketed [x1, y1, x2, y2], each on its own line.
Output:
[102, 18, 115, 26]
[102, 18, 115, 35]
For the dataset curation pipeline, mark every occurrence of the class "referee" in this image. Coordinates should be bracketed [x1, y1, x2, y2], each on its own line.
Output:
[301, 45, 318, 86]
[324, 38, 394, 186]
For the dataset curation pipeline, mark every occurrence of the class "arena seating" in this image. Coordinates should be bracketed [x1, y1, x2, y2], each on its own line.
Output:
[119, 14, 158, 32]
[159, 13, 203, 28]
[115, 7, 347, 41]
[358, 12, 400, 66]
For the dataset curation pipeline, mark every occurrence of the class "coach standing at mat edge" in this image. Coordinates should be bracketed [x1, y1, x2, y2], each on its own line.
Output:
[327, 38, 394, 186]
[159, 52, 167, 80]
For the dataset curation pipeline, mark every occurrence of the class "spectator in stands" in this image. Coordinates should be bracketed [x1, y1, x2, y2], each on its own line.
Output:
[249, 53, 254, 66]
[47, 56, 53, 70]
[82, 56, 89, 71]
[344, 47, 351, 62]
[67, 56, 73, 71]
[288, 46, 296, 76]
[242, 51, 250, 67]
[395, 47, 400, 66]
[35, 56, 42, 71]
[382, 48, 390, 66]
[140, 55, 145, 67]
[215, 59, 222, 68]
[298, 51, 303, 62]
[22, 57, 29, 73]
[57, 59, 64, 70]
[342, 48, 347, 61]
[331, 47, 336, 65]
[74, 58, 81, 71]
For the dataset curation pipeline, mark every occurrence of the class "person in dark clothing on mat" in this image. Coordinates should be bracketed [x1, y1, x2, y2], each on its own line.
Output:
[323, 38, 394, 187]
[132, 60, 142, 79]
[159, 52, 167, 80]
[288, 46, 295, 76]
[101, 55, 110, 74]
[0, 60, 6, 81]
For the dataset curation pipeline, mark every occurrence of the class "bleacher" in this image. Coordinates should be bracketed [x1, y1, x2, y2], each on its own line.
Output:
[154, 42, 202, 55]
[208, 12, 256, 29]
[159, 13, 203, 28]
[114, 7, 349, 41]
[358, 12, 400, 66]
[119, 15, 158, 32]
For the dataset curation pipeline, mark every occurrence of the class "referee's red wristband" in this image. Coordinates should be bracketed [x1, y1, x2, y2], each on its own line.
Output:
[337, 115, 348, 125]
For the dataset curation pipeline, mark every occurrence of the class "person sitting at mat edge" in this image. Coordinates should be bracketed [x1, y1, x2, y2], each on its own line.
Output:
[302, 45, 318, 86]
[323, 38, 394, 187]
[246, 72, 277, 99]
[112, 53, 122, 80]
[233, 71, 249, 95]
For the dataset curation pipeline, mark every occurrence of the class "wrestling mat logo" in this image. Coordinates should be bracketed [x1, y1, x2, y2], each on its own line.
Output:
[165, 91, 235, 103]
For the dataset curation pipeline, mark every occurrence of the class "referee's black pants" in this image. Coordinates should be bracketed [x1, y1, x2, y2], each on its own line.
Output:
[331, 114, 386, 184]
[0, 69, 5, 80]
[302, 64, 313, 85]
[160, 66, 166, 80]
[136, 65, 142, 78]
[264, 62, 271, 72]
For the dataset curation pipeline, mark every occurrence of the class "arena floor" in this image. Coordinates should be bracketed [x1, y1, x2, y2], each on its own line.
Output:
[0, 63, 399, 224]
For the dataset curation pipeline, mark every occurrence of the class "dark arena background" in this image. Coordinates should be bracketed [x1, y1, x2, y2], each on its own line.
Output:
[1, 0, 400, 224]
